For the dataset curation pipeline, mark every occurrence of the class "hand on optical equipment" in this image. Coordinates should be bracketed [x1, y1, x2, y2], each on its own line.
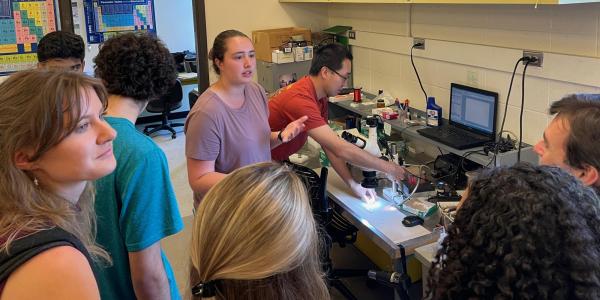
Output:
[280, 115, 308, 142]
[349, 181, 377, 203]
[386, 164, 407, 183]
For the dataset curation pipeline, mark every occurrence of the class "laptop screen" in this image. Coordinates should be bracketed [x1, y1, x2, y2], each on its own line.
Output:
[449, 83, 498, 136]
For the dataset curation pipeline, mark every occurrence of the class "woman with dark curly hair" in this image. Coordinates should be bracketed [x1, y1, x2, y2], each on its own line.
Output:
[93, 33, 184, 300]
[427, 163, 600, 299]
[184, 30, 308, 205]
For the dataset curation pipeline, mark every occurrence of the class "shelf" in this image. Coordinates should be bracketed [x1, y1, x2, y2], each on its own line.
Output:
[329, 99, 538, 167]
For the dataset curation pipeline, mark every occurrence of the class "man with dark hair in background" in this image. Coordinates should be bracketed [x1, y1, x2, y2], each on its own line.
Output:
[268, 43, 406, 200]
[37, 31, 85, 71]
[534, 94, 600, 191]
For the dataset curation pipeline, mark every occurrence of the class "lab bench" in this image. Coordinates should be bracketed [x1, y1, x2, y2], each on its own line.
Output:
[328, 98, 538, 167]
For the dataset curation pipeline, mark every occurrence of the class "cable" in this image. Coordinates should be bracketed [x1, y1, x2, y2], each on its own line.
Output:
[432, 151, 482, 188]
[410, 43, 428, 102]
[403, 164, 431, 181]
[461, 151, 485, 172]
[394, 164, 425, 206]
[498, 130, 518, 140]
[485, 150, 497, 168]
[518, 59, 533, 162]
[437, 147, 445, 156]
[497, 57, 527, 142]
[493, 56, 534, 165]
[378, 164, 429, 207]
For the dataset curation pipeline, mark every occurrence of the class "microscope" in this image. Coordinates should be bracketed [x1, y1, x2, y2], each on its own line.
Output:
[341, 115, 395, 189]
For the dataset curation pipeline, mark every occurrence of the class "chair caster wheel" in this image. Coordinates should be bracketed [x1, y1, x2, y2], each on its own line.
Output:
[171, 134, 176, 139]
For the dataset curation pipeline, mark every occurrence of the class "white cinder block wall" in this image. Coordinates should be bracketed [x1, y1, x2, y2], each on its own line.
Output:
[326, 3, 600, 145]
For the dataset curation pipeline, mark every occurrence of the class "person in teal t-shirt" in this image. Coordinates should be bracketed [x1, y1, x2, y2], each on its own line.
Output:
[93, 32, 183, 300]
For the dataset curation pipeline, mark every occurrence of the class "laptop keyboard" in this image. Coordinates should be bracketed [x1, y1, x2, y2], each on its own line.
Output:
[440, 127, 486, 141]
[417, 126, 491, 149]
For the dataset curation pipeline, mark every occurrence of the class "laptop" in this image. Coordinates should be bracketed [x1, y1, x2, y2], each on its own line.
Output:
[417, 83, 498, 150]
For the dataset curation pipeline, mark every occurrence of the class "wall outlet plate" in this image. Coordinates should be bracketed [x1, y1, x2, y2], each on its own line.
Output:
[413, 38, 425, 50]
[348, 30, 356, 39]
[522, 51, 543, 67]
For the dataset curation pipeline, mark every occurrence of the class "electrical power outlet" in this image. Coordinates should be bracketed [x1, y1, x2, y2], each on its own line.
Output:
[348, 30, 356, 40]
[522, 51, 543, 67]
[413, 38, 425, 50]
[467, 70, 479, 87]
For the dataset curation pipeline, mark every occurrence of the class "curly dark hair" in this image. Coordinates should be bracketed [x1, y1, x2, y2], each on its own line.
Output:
[37, 31, 85, 62]
[426, 163, 600, 299]
[94, 32, 177, 102]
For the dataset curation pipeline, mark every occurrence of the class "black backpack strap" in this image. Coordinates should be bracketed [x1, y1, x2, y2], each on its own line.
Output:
[0, 227, 93, 283]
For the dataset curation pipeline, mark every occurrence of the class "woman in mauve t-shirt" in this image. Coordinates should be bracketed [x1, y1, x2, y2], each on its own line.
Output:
[184, 30, 307, 205]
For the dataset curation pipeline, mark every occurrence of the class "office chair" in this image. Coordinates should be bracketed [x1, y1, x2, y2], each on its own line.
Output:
[188, 89, 200, 110]
[283, 161, 369, 300]
[172, 52, 186, 72]
[143, 80, 184, 139]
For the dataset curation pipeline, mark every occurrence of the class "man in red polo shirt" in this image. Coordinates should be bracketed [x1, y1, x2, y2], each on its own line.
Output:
[269, 43, 406, 200]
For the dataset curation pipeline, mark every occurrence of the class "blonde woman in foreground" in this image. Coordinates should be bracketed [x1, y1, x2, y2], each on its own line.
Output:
[189, 162, 330, 299]
[0, 70, 116, 299]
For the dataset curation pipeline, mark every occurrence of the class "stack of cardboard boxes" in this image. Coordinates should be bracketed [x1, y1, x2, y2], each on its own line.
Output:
[252, 27, 313, 64]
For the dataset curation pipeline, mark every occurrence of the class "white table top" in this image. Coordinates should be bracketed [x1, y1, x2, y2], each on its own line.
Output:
[324, 167, 436, 258]
[414, 242, 439, 268]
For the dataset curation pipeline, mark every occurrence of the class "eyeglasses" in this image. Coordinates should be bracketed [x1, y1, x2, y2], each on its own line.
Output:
[328, 67, 349, 81]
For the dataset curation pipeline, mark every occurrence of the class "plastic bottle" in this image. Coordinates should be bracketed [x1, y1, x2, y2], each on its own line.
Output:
[375, 90, 385, 108]
[426, 96, 442, 127]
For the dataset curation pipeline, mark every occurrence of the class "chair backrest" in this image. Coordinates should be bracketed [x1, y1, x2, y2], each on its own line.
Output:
[172, 52, 186, 72]
[188, 89, 201, 110]
[283, 162, 358, 247]
[283, 161, 328, 215]
[146, 79, 183, 113]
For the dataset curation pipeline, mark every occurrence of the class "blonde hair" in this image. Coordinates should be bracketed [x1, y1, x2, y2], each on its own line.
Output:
[190, 162, 329, 300]
[0, 69, 110, 261]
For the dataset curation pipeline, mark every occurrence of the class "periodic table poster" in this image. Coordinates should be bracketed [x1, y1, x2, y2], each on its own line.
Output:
[83, 0, 155, 44]
[0, 0, 57, 75]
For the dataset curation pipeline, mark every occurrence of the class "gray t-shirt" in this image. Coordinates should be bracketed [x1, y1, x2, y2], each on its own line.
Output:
[184, 81, 271, 175]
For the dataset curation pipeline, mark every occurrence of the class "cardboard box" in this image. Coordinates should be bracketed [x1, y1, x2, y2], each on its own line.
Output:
[271, 51, 294, 64]
[303, 45, 313, 60]
[292, 46, 313, 62]
[252, 27, 311, 62]
[293, 47, 304, 62]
